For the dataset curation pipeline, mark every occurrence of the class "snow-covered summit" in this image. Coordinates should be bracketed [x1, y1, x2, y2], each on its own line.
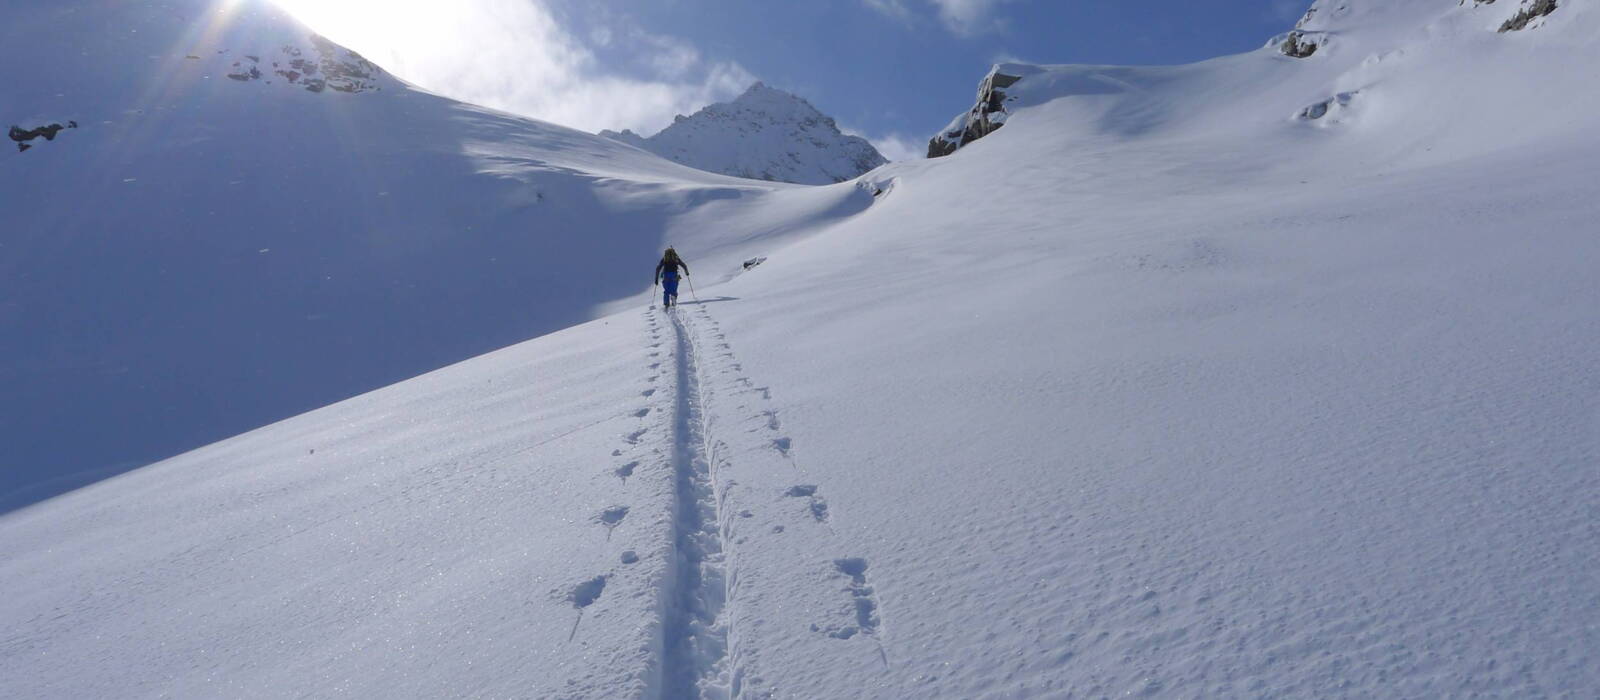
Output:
[601, 82, 887, 185]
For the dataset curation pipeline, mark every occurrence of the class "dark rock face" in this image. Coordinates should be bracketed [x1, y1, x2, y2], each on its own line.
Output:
[1499, 0, 1558, 31]
[927, 67, 1022, 158]
[9, 121, 79, 152]
[227, 53, 262, 81]
[1281, 30, 1320, 58]
[9, 124, 64, 142]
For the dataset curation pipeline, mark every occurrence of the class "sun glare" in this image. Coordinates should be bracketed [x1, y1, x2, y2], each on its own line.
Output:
[267, 0, 398, 66]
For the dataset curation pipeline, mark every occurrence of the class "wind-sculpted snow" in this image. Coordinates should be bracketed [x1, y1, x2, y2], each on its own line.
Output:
[6, 0, 1600, 697]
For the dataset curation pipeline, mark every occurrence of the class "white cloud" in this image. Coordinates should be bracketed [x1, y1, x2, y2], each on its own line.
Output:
[841, 123, 925, 163]
[930, 0, 1017, 35]
[634, 31, 703, 81]
[272, 0, 753, 135]
[862, 0, 1017, 36]
[862, 0, 915, 23]
[870, 133, 925, 162]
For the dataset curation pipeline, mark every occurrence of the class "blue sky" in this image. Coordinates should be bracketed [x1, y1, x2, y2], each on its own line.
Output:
[276, 0, 1310, 160]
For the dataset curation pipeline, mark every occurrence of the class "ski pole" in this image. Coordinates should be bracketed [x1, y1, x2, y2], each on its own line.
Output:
[687, 274, 698, 302]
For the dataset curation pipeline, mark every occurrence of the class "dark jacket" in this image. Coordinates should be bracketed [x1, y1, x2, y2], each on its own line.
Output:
[655, 257, 688, 283]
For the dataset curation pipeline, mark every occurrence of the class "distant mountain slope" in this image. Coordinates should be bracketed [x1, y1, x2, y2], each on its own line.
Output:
[0, 0, 859, 511]
[601, 83, 887, 184]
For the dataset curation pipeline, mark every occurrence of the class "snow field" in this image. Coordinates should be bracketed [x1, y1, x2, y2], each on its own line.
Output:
[0, 315, 679, 697]
[5, 0, 1600, 697]
[696, 135, 1600, 696]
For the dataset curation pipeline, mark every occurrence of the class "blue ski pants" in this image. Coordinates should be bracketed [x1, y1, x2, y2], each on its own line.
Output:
[662, 277, 679, 305]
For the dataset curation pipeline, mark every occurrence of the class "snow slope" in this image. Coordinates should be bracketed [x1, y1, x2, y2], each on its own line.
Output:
[5, 0, 1600, 697]
[0, 0, 875, 511]
[600, 83, 887, 185]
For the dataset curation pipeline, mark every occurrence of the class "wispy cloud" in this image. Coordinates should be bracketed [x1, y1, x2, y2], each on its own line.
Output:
[862, 0, 916, 23]
[870, 133, 925, 162]
[992, 51, 1034, 66]
[275, 0, 753, 135]
[863, 0, 1018, 36]
[930, 0, 1018, 35]
[842, 123, 924, 163]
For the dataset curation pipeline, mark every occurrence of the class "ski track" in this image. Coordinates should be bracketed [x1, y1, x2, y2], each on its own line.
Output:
[564, 301, 891, 697]
[631, 302, 889, 698]
[653, 303, 733, 700]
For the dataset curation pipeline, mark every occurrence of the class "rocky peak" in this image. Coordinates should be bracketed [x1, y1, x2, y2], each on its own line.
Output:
[599, 83, 886, 185]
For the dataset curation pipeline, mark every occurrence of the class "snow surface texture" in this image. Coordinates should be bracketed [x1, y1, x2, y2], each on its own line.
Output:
[600, 83, 888, 185]
[6, 0, 1600, 697]
[0, 0, 874, 511]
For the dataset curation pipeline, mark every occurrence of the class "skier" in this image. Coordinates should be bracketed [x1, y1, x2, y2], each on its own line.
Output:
[654, 247, 690, 309]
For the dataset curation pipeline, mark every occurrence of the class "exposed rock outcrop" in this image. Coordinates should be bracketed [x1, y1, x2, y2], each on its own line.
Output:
[9, 121, 78, 152]
[1281, 30, 1320, 58]
[927, 66, 1023, 158]
[221, 34, 383, 94]
[1276, 2, 1351, 57]
[1499, 0, 1558, 31]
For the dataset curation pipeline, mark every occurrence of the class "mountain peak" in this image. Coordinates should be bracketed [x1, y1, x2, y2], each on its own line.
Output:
[725, 82, 827, 121]
[734, 81, 792, 101]
[600, 83, 887, 185]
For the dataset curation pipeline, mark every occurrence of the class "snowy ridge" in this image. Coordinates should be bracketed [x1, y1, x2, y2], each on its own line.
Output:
[929, 0, 1597, 159]
[601, 83, 887, 185]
